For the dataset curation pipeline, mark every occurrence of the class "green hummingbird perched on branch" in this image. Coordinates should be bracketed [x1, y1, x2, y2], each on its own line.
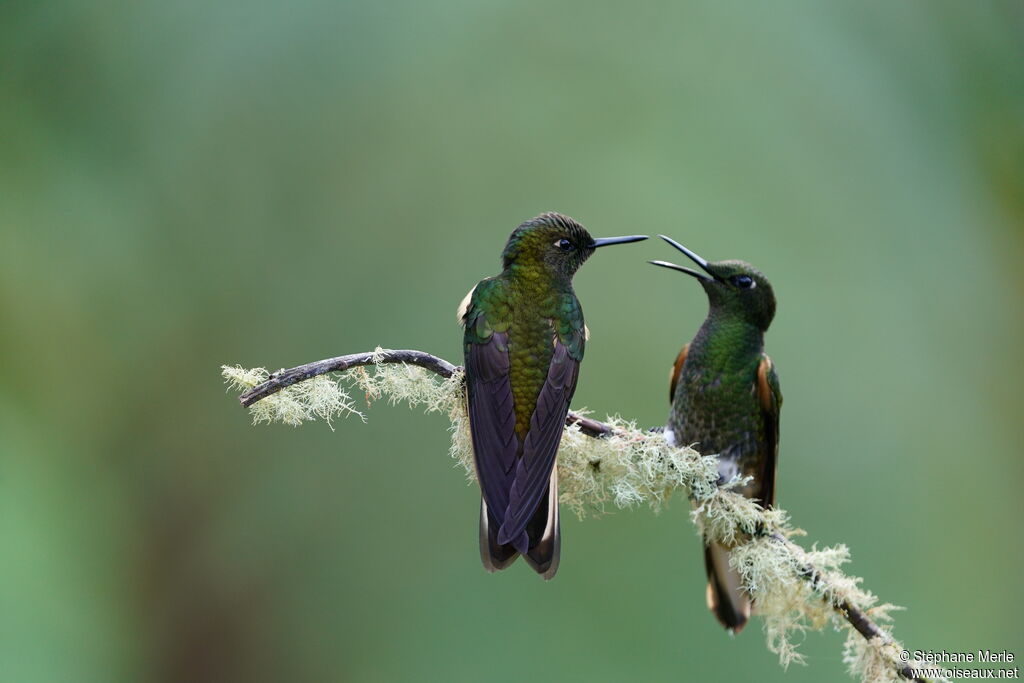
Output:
[650, 235, 781, 633]
[458, 213, 647, 579]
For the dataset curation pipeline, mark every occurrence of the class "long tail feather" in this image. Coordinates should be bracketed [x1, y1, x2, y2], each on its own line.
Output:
[522, 470, 560, 580]
[479, 499, 518, 572]
[704, 543, 751, 633]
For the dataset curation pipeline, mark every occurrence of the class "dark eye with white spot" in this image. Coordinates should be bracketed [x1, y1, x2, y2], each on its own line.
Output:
[554, 238, 574, 252]
[731, 274, 756, 289]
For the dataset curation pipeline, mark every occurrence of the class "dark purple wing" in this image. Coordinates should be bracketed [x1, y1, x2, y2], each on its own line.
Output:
[755, 355, 782, 508]
[497, 340, 580, 550]
[466, 331, 519, 523]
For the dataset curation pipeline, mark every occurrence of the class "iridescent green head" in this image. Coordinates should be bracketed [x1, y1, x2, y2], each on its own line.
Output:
[650, 234, 776, 331]
[501, 212, 647, 279]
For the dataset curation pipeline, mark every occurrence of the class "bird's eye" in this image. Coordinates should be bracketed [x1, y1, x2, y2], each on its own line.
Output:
[554, 238, 574, 252]
[731, 274, 756, 289]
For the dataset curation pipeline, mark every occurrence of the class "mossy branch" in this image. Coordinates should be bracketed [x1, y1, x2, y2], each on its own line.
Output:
[222, 348, 940, 683]
[235, 349, 613, 437]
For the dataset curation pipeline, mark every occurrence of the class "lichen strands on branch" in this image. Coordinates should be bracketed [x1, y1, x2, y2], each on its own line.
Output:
[222, 365, 364, 427]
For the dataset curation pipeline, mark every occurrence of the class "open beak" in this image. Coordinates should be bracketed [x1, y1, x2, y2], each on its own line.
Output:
[590, 235, 649, 248]
[648, 234, 716, 282]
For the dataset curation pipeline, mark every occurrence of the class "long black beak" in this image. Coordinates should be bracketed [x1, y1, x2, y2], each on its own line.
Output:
[649, 234, 716, 282]
[648, 260, 712, 281]
[590, 235, 649, 248]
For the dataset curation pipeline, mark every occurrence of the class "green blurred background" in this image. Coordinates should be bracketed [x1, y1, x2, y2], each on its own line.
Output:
[2, 1, 1022, 681]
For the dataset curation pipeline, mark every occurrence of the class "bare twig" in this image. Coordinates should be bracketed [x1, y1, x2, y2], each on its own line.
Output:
[235, 348, 928, 682]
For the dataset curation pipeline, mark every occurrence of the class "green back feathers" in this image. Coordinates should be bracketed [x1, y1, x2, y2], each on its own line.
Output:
[462, 269, 585, 441]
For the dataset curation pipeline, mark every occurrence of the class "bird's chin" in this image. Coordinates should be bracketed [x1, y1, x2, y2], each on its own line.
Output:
[700, 278, 723, 295]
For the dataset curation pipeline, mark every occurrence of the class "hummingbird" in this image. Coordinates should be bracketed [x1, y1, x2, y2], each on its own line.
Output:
[458, 213, 647, 579]
[650, 234, 781, 633]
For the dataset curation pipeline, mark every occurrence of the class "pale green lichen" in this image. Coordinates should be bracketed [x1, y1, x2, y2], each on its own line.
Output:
[842, 633, 943, 683]
[222, 349, 932, 683]
[732, 537, 839, 668]
[221, 364, 364, 428]
[844, 636, 906, 683]
[353, 348, 465, 414]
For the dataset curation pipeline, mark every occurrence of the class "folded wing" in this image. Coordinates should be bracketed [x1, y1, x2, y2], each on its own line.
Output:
[497, 341, 579, 552]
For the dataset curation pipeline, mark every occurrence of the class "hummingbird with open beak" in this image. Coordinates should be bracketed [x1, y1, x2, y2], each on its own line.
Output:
[459, 213, 647, 579]
[650, 234, 781, 633]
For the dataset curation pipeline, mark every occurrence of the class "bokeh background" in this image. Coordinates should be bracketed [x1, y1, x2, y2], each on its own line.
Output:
[2, 1, 1023, 681]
